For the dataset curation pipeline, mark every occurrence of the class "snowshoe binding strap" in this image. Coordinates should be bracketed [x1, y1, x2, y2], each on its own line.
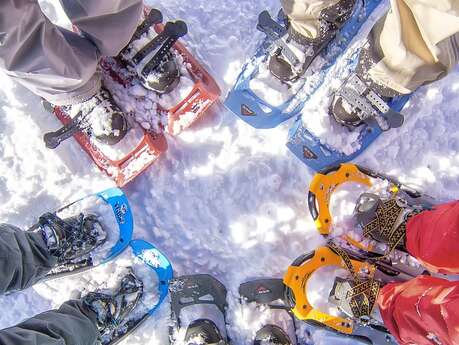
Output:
[333, 74, 404, 130]
[355, 193, 425, 257]
[257, 11, 300, 70]
[37, 212, 106, 263]
[84, 270, 144, 336]
[128, 9, 163, 46]
[329, 277, 381, 323]
[43, 113, 86, 149]
[327, 242, 380, 321]
[43, 87, 127, 148]
[253, 325, 293, 345]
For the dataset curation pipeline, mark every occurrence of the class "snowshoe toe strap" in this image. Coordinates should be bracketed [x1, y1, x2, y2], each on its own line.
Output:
[329, 277, 381, 321]
[356, 195, 408, 254]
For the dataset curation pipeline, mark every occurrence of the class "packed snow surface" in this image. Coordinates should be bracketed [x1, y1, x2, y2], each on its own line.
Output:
[0, 1, 459, 345]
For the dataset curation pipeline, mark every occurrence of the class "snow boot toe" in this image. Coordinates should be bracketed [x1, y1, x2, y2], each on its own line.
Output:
[144, 53, 181, 94]
[95, 110, 129, 146]
[253, 325, 292, 345]
[184, 319, 225, 345]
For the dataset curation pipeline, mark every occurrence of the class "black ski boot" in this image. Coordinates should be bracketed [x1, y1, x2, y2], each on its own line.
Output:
[266, 0, 356, 82]
[83, 270, 144, 338]
[253, 325, 293, 345]
[330, 20, 405, 130]
[34, 212, 107, 263]
[120, 9, 188, 94]
[184, 319, 226, 345]
[43, 86, 129, 149]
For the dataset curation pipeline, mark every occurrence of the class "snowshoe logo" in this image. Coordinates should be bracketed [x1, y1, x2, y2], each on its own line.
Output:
[256, 285, 271, 295]
[241, 104, 255, 116]
[303, 147, 317, 160]
[114, 202, 128, 224]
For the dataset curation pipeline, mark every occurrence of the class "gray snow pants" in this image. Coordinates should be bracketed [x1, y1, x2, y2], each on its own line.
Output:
[0, 0, 143, 105]
[0, 224, 99, 345]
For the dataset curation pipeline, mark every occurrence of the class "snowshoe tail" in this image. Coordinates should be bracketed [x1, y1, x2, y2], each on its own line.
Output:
[239, 279, 286, 305]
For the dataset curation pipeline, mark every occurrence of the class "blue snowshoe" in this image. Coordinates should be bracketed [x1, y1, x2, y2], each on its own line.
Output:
[225, 0, 383, 129]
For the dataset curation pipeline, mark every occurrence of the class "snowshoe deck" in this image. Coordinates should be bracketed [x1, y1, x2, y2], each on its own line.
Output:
[224, 0, 382, 129]
[48, 7, 220, 187]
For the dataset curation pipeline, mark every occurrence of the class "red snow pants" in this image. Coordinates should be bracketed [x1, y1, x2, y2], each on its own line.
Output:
[379, 276, 459, 345]
[378, 201, 459, 345]
[406, 200, 459, 275]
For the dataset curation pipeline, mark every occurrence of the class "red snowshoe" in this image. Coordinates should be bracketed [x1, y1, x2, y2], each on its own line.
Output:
[45, 7, 220, 187]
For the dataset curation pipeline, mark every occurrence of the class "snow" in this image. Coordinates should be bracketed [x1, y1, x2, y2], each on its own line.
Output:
[0, 0, 459, 345]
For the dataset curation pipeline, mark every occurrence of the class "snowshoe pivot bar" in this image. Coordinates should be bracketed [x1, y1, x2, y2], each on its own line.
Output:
[283, 246, 398, 344]
[307, 163, 435, 236]
[169, 274, 229, 343]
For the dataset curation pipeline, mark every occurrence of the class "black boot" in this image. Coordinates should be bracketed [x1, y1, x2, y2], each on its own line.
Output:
[253, 325, 292, 345]
[269, 0, 356, 82]
[184, 319, 226, 345]
[34, 212, 107, 263]
[78, 87, 129, 145]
